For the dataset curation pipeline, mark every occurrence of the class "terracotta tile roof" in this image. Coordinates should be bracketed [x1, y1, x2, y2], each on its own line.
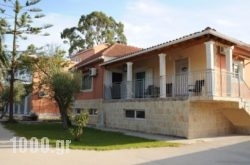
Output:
[103, 43, 141, 57]
[74, 43, 141, 69]
[70, 43, 109, 58]
[101, 27, 250, 66]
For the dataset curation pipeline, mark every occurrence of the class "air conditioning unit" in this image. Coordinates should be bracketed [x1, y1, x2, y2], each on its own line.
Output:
[89, 68, 97, 77]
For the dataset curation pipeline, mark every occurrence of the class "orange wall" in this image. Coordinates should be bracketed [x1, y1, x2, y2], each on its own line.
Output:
[32, 95, 59, 115]
[75, 62, 104, 100]
[31, 72, 60, 115]
[104, 42, 207, 78]
[243, 59, 250, 86]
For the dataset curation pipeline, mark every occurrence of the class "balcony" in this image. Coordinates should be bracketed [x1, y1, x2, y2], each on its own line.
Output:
[104, 69, 250, 101]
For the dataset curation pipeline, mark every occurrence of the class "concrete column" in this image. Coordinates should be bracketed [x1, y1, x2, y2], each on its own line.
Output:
[225, 46, 234, 96]
[204, 41, 215, 96]
[24, 96, 28, 114]
[159, 53, 166, 98]
[17, 104, 21, 114]
[126, 62, 133, 99]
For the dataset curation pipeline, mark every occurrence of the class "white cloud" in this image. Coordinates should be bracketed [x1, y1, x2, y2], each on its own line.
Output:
[123, 0, 250, 48]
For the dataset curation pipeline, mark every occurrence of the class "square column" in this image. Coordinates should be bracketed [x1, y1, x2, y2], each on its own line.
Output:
[204, 41, 215, 96]
[126, 62, 133, 99]
[159, 53, 166, 98]
[225, 46, 234, 96]
[24, 96, 28, 114]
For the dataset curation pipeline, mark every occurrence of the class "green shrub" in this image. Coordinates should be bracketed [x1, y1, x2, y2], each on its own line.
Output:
[70, 110, 89, 141]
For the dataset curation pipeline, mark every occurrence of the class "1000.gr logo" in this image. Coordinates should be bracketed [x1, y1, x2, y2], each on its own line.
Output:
[10, 137, 71, 155]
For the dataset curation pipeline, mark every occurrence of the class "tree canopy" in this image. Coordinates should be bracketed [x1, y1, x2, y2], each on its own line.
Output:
[0, 0, 52, 122]
[61, 11, 127, 54]
[51, 72, 81, 129]
[25, 44, 80, 129]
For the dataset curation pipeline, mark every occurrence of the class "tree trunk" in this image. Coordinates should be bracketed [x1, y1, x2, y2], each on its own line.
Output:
[9, 6, 18, 123]
[61, 110, 68, 130]
[59, 104, 68, 130]
[8, 70, 14, 122]
[55, 97, 71, 129]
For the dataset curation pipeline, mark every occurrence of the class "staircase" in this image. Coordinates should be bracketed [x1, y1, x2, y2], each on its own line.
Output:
[219, 100, 250, 134]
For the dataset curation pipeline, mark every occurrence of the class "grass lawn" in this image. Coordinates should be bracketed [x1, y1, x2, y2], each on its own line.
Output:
[4, 122, 179, 150]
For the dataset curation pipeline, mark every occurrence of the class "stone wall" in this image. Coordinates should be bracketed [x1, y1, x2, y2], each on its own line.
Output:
[73, 98, 249, 138]
[74, 99, 103, 125]
[103, 99, 190, 138]
[188, 101, 235, 138]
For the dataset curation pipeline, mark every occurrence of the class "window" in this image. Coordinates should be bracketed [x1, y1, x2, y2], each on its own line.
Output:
[81, 73, 92, 91]
[125, 109, 145, 119]
[75, 108, 81, 114]
[89, 108, 98, 115]
[232, 61, 243, 79]
[74, 108, 98, 115]
[125, 110, 135, 118]
[136, 111, 145, 118]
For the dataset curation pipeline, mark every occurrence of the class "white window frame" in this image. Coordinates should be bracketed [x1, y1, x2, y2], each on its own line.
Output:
[89, 108, 98, 116]
[232, 61, 243, 80]
[81, 73, 93, 92]
[124, 109, 145, 119]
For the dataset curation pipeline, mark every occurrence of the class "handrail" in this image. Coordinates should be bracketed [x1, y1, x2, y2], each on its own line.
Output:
[104, 69, 250, 100]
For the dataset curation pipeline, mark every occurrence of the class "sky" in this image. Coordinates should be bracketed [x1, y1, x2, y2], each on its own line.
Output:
[2, 0, 250, 54]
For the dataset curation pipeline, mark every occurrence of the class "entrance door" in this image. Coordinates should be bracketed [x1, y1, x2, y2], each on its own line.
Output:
[135, 72, 145, 98]
[175, 59, 188, 96]
[111, 72, 122, 99]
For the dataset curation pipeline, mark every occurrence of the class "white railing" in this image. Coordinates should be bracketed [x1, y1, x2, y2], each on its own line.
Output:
[104, 69, 250, 100]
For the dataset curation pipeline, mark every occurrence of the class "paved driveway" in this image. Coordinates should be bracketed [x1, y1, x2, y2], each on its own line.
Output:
[0, 123, 249, 165]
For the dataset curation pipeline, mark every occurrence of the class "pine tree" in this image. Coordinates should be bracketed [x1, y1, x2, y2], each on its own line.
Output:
[0, 0, 52, 122]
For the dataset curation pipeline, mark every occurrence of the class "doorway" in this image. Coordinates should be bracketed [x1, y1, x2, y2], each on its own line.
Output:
[111, 72, 122, 99]
[135, 72, 146, 98]
[175, 58, 189, 96]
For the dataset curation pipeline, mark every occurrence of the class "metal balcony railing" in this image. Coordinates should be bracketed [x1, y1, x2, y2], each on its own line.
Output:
[104, 69, 250, 100]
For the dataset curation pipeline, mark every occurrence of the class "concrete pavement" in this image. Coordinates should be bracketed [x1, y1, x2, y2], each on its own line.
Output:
[0, 122, 16, 141]
[0, 123, 249, 165]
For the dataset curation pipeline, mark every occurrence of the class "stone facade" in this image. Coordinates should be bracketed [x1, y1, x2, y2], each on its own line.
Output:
[74, 99, 103, 125]
[103, 99, 190, 138]
[74, 98, 250, 138]
[188, 101, 236, 138]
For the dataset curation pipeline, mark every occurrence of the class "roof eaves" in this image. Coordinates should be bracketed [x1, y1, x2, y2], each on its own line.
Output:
[76, 57, 103, 69]
[101, 28, 250, 66]
[100, 30, 210, 66]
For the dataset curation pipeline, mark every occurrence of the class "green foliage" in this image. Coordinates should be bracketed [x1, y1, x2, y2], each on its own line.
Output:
[23, 44, 76, 129]
[51, 71, 81, 129]
[61, 11, 127, 54]
[70, 111, 89, 141]
[51, 72, 80, 103]
[0, 81, 26, 104]
[4, 123, 179, 150]
[0, 0, 52, 121]
[31, 45, 68, 77]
